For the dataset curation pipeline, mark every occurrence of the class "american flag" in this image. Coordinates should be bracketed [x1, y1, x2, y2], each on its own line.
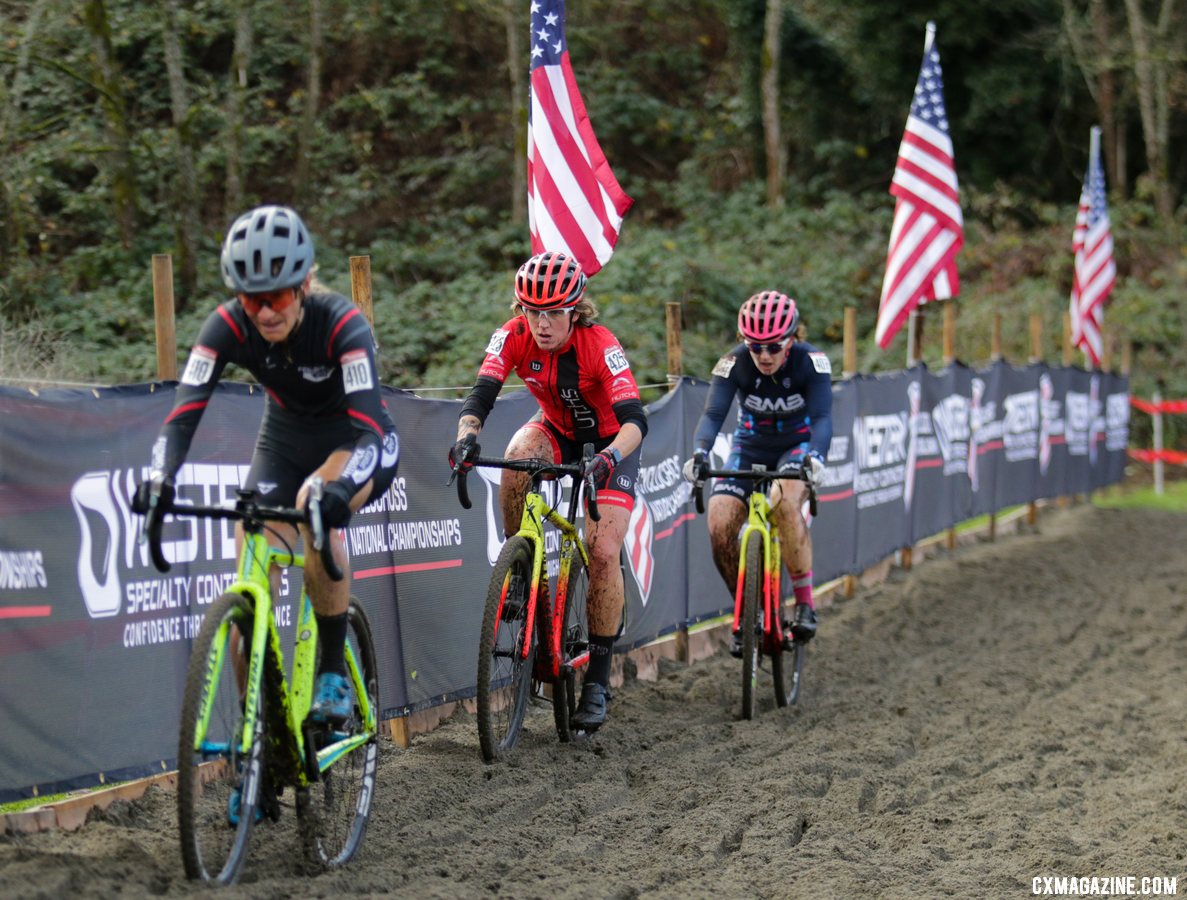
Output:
[528, 0, 632, 276]
[1069, 126, 1115, 367]
[875, 23, 963, 350]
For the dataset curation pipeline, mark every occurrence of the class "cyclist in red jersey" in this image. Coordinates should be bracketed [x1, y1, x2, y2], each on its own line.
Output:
[450, 251, 647, 731]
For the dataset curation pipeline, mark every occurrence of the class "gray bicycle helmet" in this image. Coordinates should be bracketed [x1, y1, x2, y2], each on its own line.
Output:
[220, 205, 315, 293]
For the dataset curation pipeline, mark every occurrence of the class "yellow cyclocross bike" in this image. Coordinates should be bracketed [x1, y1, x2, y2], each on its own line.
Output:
[139, 476, 379, 885]
[692, 463, 817, 719]
[450, 444, 600, 761]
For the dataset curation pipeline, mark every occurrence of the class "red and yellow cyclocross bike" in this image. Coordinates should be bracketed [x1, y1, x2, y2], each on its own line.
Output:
[450, 445, 600, 761]
[692, 463, 817, 719]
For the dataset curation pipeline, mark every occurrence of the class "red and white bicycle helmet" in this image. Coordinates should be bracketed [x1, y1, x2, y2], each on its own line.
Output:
[737, 291, 800, 343]
[514, 251, 587, 310]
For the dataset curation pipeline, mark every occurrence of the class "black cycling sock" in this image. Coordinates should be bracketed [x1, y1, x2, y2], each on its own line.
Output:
[586, 634, 615, 687]
[316, 612, 349, 676]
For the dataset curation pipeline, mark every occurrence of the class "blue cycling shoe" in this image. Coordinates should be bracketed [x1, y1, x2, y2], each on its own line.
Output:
[226, 785, 263, 827]
[310, 671, 354, 726]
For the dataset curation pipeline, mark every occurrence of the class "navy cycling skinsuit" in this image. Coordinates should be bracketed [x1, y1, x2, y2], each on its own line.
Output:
[149, 290, 399, 504]
[692, 341, 833, 500]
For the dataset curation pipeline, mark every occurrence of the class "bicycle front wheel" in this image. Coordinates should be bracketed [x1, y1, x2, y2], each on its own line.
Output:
[476, 536, 537, 762]
[553, 557, 590, 743]
[740, 537, 763, 721]
[177, 591, 263, 885]
[297, 599, 380, 870]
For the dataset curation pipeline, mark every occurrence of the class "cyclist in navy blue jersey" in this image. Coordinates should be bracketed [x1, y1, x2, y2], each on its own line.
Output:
[132, 206, 398, 736]
[683, 291, 832, 655]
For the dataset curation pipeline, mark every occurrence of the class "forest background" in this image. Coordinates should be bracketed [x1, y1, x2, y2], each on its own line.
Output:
[1, 0, 1184, 448]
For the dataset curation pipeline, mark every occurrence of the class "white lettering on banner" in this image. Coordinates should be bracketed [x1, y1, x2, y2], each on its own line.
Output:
[1065, 391, 1091, 456]
[124, 576, 189, 615]
[1003, 390, 1040, 462]
[854, 413, 908, 469]
[637, 455, 683, 495]
[359, 477, 409, 514]
[72, 464, 249, 624]
[826, 435, 849, 463]
[346, 518, 463, 556]
[0, 550, 48, 590]
[1105, 392, 1130, 451]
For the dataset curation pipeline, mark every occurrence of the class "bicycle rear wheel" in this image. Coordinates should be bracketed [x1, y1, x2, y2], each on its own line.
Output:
[477, 536, 537, 761]
[553, 558, 590, 743]
[297, 599, 380, 869]
[740, 537, 763, 721]
[772, 632, 805, 707]
[177, 592, 263, 885]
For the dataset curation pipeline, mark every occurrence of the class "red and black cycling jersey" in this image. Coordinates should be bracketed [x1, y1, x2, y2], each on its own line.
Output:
[151, 290, 395, 479]
[460, 316, 647, 445]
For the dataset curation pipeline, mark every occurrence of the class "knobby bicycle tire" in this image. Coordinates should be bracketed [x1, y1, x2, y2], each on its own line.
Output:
[772, 626, 806, 707]
[553, 558, 590, 743]
[297, 599, 380, 869]
[740, 538, 763, 721]
[177, 591, 263, 885]
[476, 536, 537, 762]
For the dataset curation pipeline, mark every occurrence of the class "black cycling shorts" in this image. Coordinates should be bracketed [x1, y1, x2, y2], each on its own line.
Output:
[523, 416, 639, 513]
[247, 406, 399, 507]
[711, 439, 807, 503]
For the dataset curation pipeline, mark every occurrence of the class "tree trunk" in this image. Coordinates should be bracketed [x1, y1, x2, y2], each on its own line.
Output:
[1122, 0, 1175, 221]
[505, 0, 527, 225]
[225, 0, 253, 218]
[761, 0, 783, 208]
[160, 0, 199, 301]
[83, 0, 138, 249]
[294, 0, 323, 205]
[1089, 0, 1123, 196]
[0, 0, 50, 272]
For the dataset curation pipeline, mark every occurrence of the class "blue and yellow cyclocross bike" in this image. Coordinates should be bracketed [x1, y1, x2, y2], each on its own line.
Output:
[139, 477, 379, 885]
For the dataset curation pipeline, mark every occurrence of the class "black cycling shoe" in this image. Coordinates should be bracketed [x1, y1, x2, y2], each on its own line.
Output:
[571, 682, 611, 731]
[784, 604, 818, 646]
[728, 629, 743, 659]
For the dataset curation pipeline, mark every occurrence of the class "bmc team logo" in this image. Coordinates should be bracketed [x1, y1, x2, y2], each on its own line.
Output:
[623, 497, 654, 605]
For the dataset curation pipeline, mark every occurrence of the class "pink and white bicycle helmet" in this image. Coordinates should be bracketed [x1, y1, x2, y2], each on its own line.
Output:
[737, 291, 800, 343]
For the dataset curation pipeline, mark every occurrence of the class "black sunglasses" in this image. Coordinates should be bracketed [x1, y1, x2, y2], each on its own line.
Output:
[745, 339, 790, 356]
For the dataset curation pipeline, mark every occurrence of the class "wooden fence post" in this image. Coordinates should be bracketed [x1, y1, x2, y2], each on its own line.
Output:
[843, 307, 857, 378]
[1153, 389, 1165, 497]
[152, 255, 178, 381]
[665, 302, 683, 392]
[349, 256, 374, 326]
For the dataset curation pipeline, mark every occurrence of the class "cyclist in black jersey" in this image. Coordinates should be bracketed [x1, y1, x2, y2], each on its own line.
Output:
[683, 291, 832, 654]
[132, 206, 398, 737]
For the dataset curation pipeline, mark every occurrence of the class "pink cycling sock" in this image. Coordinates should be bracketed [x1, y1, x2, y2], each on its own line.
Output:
[791, 571, 814, 609]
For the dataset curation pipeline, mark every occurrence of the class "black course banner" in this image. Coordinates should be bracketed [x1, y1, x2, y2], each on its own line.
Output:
[0, 365, 1125, 800]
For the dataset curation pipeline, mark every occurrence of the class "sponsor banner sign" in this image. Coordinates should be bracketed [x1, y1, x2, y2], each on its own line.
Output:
[0, 366, 1126, 800]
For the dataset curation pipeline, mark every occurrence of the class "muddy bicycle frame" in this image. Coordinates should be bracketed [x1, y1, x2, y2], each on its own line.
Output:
[141, 481, 376, 790]
[453, 448, 601, 684]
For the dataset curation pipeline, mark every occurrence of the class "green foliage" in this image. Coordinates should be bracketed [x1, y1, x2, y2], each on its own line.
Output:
[1, 0, 1185, 457]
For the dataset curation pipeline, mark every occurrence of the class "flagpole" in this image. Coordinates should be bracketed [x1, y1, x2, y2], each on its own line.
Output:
[907, 21, 937, 368]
